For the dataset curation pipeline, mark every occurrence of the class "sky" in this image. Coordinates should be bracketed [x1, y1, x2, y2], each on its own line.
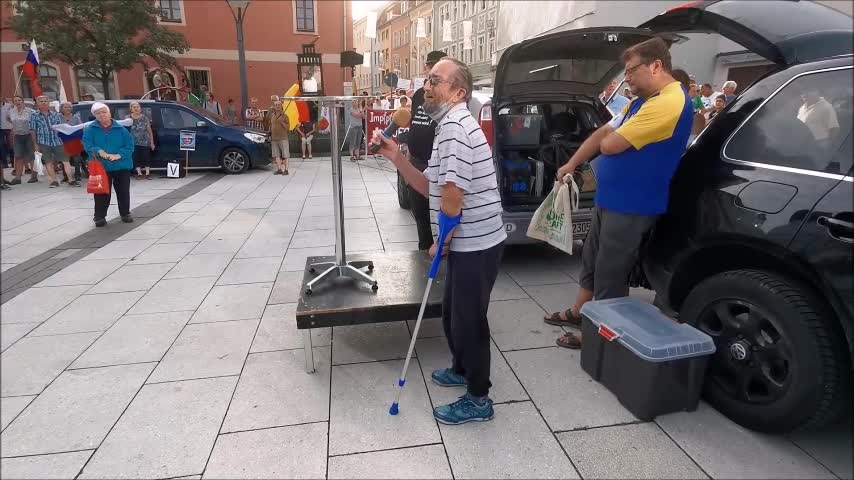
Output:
[351, 0, 389, 21]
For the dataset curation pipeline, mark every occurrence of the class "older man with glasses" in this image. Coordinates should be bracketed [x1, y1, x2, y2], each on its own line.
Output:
[373, 57, 506, 426]
[545, 37, 694, 349]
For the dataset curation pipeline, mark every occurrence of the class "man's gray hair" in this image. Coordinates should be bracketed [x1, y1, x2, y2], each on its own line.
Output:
[442, 58, 473, 102]
[723, 80, 737, 89]
[36, 95, 50, 101]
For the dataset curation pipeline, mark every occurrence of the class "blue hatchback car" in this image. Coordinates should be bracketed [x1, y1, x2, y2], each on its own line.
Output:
[72, 100, 271, 174]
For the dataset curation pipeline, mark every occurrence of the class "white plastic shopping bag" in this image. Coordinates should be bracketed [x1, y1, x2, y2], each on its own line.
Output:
[32, 151, 45, 176]
[526, 174, 580, 254]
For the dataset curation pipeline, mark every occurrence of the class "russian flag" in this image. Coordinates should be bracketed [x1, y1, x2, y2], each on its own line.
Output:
[22, 40, 42, 98]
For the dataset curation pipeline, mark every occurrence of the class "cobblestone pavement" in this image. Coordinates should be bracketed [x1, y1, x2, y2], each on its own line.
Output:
[1, 158, 850, 479]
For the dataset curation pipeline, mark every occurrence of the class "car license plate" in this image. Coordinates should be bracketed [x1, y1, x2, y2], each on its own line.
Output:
[572, 221, 591, 236]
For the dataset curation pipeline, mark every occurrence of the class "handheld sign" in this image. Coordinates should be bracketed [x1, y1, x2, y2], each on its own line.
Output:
[179, 130, 196, 151]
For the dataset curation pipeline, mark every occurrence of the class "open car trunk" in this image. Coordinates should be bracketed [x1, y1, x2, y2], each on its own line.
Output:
[495, 100, 602, 212]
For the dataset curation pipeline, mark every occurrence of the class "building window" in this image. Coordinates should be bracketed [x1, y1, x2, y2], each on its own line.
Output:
[489, 37, 495, 56]
[159, 0, 182, 23]
[427, 16, 432, 35]
[404, 27, 409, 43]
[477, 35, 485, 62]
[15, 63, 59, 100]
[481, 0, 487, 9]
[461, 1, 467, 18]
[295, 0, 316, 33]
[76, 69, 117, 100]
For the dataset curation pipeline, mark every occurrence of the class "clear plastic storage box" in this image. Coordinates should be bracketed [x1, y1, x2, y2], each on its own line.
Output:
[580, 297, 716, 420]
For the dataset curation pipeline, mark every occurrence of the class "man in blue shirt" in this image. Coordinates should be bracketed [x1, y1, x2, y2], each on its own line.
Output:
[30, 96, 76, 187]
[543, 37, 694, 349]
[601, 80, 630, 116]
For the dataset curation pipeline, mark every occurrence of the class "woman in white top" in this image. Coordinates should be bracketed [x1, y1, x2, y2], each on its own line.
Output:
[205, 93, 223, 116]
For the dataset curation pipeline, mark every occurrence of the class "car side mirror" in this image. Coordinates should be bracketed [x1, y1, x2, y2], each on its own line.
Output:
[196, 121, 208, 129]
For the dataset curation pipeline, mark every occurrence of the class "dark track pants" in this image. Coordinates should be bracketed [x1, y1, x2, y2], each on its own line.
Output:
[94, 169, 131, 219]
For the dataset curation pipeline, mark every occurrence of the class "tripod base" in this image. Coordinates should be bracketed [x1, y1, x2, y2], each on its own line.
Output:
[305, 260, 377, 294]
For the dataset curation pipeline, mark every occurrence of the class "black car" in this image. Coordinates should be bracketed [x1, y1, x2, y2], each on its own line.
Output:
[72, 100, 271, 174]
[633, 0, 853, 433]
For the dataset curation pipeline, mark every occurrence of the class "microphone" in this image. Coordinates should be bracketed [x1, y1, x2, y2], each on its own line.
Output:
[370, 108, 412, 153]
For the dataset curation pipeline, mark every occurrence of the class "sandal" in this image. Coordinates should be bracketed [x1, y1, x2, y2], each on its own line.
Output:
[544, 308, 582, 327]
[556, 332, 582, 349]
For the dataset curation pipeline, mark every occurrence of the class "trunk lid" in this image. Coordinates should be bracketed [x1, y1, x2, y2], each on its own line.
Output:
[493, 27, 684, 104]
[640, 0, 853, 65]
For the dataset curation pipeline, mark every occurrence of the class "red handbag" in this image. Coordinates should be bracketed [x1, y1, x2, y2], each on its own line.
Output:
[86, 160, 110, 195]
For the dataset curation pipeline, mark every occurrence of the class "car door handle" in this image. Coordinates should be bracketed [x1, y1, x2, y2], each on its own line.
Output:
[817, 215, 854, 244]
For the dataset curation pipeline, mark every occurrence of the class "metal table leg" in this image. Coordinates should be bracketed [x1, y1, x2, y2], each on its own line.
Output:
[303, 329, 315, 373]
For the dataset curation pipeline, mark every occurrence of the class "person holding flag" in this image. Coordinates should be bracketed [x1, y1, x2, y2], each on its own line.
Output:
[58, 102, 88, 182]
[31, 95, 76, 187]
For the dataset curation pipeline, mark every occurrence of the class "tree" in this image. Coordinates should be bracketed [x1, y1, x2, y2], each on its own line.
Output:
[6, 0, 190, 99]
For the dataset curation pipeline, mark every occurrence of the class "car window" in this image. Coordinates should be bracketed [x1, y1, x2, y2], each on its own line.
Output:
[724, 68, 852, 175]
[115, 106, 155, 125]
[160, 107, 200, 129]
[74, 107, 96, 122]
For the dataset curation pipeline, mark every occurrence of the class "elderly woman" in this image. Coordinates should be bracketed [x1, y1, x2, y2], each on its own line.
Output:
[83, 103, 135, 227]
[8, 95, 35, 184]
[59, 102, 88, 182]
[127, 101, 155, 180]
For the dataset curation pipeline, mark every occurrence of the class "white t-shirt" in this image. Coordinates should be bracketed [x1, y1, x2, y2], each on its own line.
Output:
[380, 99, 390, 110]
[797, 98, 839, 141]
[425, 103, 506, 252]
[701, 93, 721, 110]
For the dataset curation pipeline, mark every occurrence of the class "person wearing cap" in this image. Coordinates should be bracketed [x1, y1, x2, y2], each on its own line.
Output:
[405, 50, 448, 251]
[83, 103, 135, 227]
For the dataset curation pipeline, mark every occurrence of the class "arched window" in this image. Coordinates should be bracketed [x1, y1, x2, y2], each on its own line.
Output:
[15, 63, 60, 100]
[75, 68, 117, 100]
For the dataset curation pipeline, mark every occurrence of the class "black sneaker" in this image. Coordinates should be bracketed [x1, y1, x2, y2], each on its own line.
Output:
[68, 180, 80, 187]
[284, 169, 289, 175]
[1, 184, 10, 190]
[94, 217, 107, 227]
[9, 178, 21, 185]
[27, 177, 38, 183]
[273, 170, 281, 175]
[121, 215, 134, 223]
[49, 181, 59, 188]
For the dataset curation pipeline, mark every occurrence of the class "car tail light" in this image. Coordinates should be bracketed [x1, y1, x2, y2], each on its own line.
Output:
[479, 101, 494, 148]
[665, 0, 701, 13]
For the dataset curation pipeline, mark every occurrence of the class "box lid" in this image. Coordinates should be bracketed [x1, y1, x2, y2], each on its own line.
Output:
[580, 297, 715, 362]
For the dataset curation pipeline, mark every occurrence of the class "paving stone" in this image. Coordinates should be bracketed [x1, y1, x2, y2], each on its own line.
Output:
[505, 347, 636, 431]
[789, 418, 853, 480]
[557, 422, 707, 479]
[117, 222, 178, 240]
[0, 451, 94, 479]
[127, 276, 217, 315]
[296, 215, 335, 231]
[181, 214, 230, 227]
[332, 322, 412, 365]
[441, 401, 579, 479]
[88, 263, 174, 294]
[280, 245, 335, 271]
[191, 283, 272, 323]
[35, 259, 127, 287]
[225, 208, 266, 223]
[1, 363, 155, 456]
[205, 419, 327, 479]
[145, 211, 195, 224]
[158, 224, 216, 244]
[0, 332, 100, 396]
[251, 303, 331, 353]
[86, 239, 157, 260]
[0, 285, 89, 325]
[656, 403, 837, 479]
[148, 319, 258, 383]
[190, 234, 250, 255]
[385, 241, 420, 252]
[71, 311, 192, 369]
[127, 241, 199, 264]
[29, 291, 145, 336]
[80, 376, 237, 479]
[406, 317, 445, 339]
[416, 336, 529, 406]
[329, 359, 439, 455]
[268, 270, 304, 305]
[488, 299, 566, 351]
[379, 224, 420, 243]
[1, 395, 36, 431]
[216, 257, 281, 285]
[522, 283, 580, 320]
[222, 347, 331, 432]
[502, 260, 573, 286]
[237, 197, 274, 209]
[1, 322, 39, 352]
[164, 201, 209, 213]
[235, 233, 291, 258]
[290, 229, 336, 248]
[491, 272, 530, 301]
[374, 211, 416, 227]
[210, 221, 259, 237]
[165, 253, 234, 279]
[328, 444, 452, 479]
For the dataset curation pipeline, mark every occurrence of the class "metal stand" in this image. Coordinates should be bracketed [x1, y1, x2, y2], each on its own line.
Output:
[281, 96, 378, 294]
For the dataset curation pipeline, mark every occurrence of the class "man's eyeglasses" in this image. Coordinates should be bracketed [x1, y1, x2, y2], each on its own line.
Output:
[427, 75, 456, 88]
[623, 62, 647, 77]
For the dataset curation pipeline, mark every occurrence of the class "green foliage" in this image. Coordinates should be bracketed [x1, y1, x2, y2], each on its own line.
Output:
[6, 0, 190, 98]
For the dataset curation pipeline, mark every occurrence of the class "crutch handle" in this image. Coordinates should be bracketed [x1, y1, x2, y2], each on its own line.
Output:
[430, 210, 462, 278]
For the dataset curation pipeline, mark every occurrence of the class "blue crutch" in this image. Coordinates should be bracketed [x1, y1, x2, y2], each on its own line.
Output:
[389, 210, 462, 416]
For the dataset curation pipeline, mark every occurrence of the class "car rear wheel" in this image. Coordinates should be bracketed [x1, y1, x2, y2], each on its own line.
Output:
[220, 147, 249, 174]
[681, 269, 851, 433]
[397, 172, 411, 210]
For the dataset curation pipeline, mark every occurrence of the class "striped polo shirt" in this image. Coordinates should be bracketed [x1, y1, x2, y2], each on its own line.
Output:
[425, 103, 506, 252]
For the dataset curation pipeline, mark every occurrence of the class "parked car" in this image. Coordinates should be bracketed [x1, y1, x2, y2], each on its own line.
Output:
[633, 0, 853, 433]
[72, 100, 271, 174]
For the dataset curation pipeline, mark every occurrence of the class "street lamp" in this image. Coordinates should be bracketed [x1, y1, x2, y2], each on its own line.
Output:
[227, 0, 250, 122]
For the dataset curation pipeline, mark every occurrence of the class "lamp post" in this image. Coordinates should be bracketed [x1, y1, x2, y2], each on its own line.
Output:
[227, 0, 251, 122]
